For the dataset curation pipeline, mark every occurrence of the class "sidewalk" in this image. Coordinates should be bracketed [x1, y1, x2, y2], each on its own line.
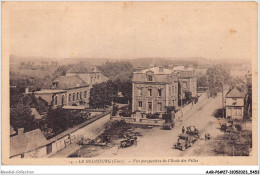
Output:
[175, 97, 212, 127]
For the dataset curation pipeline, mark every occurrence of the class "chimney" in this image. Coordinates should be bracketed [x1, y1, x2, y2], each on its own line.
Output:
[159, 66, 164, 72]
[25, 87, 29, 94]
[18, 128, 24, 135]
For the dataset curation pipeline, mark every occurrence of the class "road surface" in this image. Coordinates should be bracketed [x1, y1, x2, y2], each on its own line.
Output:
[95, 93, 223, 158]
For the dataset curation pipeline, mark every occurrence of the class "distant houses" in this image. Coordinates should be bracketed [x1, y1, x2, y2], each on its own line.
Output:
[66, 64, 109, 85]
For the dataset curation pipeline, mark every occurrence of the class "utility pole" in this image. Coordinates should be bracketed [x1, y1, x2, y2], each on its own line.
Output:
[222, 83, 225, 118]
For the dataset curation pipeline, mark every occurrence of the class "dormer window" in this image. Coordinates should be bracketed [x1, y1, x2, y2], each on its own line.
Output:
[148, 75, 153, 81]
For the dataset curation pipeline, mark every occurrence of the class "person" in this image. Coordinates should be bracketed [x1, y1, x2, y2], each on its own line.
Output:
[193, 126, 196, 131]
[182, 126, 185, 134]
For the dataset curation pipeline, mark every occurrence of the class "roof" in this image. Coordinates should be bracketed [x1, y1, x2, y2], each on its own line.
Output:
[10, 126, 16, 136]
[42, 75, 89, 90]
[226, 87, 245, 98]
[173, 66, 195, 71]
[67, 63, 101, 73]
[134, 67, 173, 74]
[34, 89, 67, 94]
[31, 108, 42, 120]
[10, 129, 50, 157]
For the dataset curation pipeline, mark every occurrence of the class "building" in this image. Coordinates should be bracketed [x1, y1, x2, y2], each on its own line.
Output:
[10, 129, 51, 158]
[66, 63, 108, 85]
[225, 87, 245, 119]
[132, 66, 179, 116]
[173, 66, 197, 98]
[34, 75, 90, 107]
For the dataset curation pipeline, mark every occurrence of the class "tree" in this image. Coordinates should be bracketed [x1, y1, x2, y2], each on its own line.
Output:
[52, 64, 73, 79]
[185, 91, 192, 101]
[45, 108, 69, 135]
[197, 75, 208, 87]
[89, 80, 118, 109]
[97, 61, 134, 82]
[10, 103, 38, 133]
[206, 64, 231, 96]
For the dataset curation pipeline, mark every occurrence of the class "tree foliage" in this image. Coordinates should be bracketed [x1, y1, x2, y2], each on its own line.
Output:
[97, 61, 134, 81]
[89, 79, 132, 109]
[206, 64, 231, 96]
[10, 103, 39, 133]
[52, 64, 73, 79]
[89, 80, 119, 109]
[45, 108, 86, 136]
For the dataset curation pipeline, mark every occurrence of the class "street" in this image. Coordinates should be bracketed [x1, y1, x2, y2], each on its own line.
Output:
[94, 93, 223, 158]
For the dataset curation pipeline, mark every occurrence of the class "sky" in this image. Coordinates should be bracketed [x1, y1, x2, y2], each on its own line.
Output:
[6, 2, 257, 60]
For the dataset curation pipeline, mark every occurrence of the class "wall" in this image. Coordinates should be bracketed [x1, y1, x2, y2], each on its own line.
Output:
[67, 86, 90, 106]
[24, 146, 47, 158]
[48, 111, 111, 156]
[35, 94, 53, 105]
[226, 97, 244, 106]
[132, 82, 178, 114]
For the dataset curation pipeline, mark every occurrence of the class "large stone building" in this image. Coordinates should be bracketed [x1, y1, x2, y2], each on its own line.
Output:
[27, 63, 109, 108]
[172, 66, 197, 98]
[132, 66, 179, 115]
[36, 75, 90, 107]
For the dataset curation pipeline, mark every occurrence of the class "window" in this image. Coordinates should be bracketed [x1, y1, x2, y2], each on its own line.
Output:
[158, 102, 162, 111]
[138, 88, 142, 96]
[21, 154, 24, 158]
[148, 75, 153, 81]
[148, 89, 152, 96]
[182, 82, 187, 88]
[80, 92, 82, 99]
[237, 108, 242, 116]
[73, 93, 75, 101]
[158, 89, 162, 97]
[148, 102, 152, 110]
[77, 92, 79, 100]
[138, 101, 142, 108]
[84, 91, 87, 98]
[69, 94, 71, 102]
[54, 96, 58, 105]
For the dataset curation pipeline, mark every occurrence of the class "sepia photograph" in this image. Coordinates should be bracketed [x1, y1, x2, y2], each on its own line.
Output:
[1, 1, 258, 166]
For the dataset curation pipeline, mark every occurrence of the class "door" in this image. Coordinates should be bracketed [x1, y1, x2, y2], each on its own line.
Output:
[61, 95, 65, 106]
[46, 143, 52, 154]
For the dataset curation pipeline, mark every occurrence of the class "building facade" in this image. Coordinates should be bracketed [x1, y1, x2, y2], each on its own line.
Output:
[33, 75, 90, 107]
[173, 66, 197, 98]
[66, 64, 108, 85]
[132, 66, 179, 115]
[225, 87, 245, 119]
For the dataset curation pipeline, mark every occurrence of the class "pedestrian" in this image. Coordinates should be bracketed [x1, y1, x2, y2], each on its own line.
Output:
[182, 126, 185, 134]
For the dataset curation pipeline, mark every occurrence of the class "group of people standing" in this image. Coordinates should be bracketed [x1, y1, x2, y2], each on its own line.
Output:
[182, 126, 198, 134]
